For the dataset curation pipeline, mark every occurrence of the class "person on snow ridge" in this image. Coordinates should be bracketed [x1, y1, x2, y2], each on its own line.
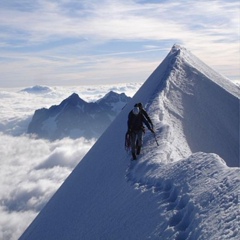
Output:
[135, 102, 154, 129]
[127, 106, 154, 160]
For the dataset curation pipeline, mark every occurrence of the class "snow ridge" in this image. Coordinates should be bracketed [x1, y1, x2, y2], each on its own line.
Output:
[19, 45, 240, 240]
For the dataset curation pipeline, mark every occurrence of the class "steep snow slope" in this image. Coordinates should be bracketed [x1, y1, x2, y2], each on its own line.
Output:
[20, 45, 240, 240]
[132, 45, 239, 167]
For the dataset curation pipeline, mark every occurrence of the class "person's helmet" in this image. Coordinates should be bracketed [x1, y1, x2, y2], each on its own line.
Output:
[132, 107, 140, 115]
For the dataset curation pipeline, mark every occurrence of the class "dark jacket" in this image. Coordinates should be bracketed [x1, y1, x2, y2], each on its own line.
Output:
[128, 111, 151, 132]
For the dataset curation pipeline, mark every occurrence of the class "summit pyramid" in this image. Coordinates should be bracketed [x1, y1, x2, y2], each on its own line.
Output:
[20, 45, 240, 240]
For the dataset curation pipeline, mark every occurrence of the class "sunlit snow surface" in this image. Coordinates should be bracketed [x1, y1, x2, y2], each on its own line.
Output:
[3, 45, 240, 240]
[20, 45, 240, 240]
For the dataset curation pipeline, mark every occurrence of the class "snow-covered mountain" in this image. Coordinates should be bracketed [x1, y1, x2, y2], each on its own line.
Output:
[20, 45, 240, 240]
[20, 85, 52, 94]
[28, 91, 131, 140]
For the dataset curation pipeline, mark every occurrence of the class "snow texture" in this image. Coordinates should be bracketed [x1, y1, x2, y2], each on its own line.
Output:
[19, 45, 240, 240]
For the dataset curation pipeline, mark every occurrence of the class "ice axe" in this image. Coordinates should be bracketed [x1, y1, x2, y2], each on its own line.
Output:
[152, 130, 159, 146]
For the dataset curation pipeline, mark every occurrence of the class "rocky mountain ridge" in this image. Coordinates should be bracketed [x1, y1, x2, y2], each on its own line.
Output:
[28, 91, 131, 140]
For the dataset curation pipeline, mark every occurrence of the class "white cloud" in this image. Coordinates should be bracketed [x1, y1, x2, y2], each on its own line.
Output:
[0, 132, 95, 240]
[0, 0, 238, 86]
[1, 0, 238, 43]
[0, 208, 36, 240]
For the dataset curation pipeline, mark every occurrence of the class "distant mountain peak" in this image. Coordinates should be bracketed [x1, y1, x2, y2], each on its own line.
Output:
[28, 91, 131, 140]
[20, 85, 52, 94]
[104, 90, 117, 98]
[60, 93, 87, 107]
[66, 92, 83, 101]
[97, 91, 130, 104]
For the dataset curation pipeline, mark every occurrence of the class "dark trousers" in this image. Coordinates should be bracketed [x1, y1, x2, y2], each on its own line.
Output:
[130, 130, 143, 154]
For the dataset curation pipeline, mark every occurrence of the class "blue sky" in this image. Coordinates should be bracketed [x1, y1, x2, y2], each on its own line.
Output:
[0, 0, 239, 87]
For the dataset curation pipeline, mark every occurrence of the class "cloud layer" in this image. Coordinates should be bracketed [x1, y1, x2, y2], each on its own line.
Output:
[0, 83, 140, 240]
[0, 134, 94, 240]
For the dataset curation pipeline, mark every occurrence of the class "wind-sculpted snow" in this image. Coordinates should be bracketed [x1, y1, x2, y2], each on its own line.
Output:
[126, 152, 239, 239]
[19, 45, 240, 240]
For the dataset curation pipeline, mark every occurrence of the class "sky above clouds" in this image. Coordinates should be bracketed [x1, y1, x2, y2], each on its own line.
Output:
[0, 0, 239, 87]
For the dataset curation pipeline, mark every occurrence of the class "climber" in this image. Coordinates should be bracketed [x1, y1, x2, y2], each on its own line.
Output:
[127, 106, 154, 160]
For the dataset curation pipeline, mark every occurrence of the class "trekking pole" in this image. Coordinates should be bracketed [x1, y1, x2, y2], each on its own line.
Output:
[153, 132, 159, 146]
